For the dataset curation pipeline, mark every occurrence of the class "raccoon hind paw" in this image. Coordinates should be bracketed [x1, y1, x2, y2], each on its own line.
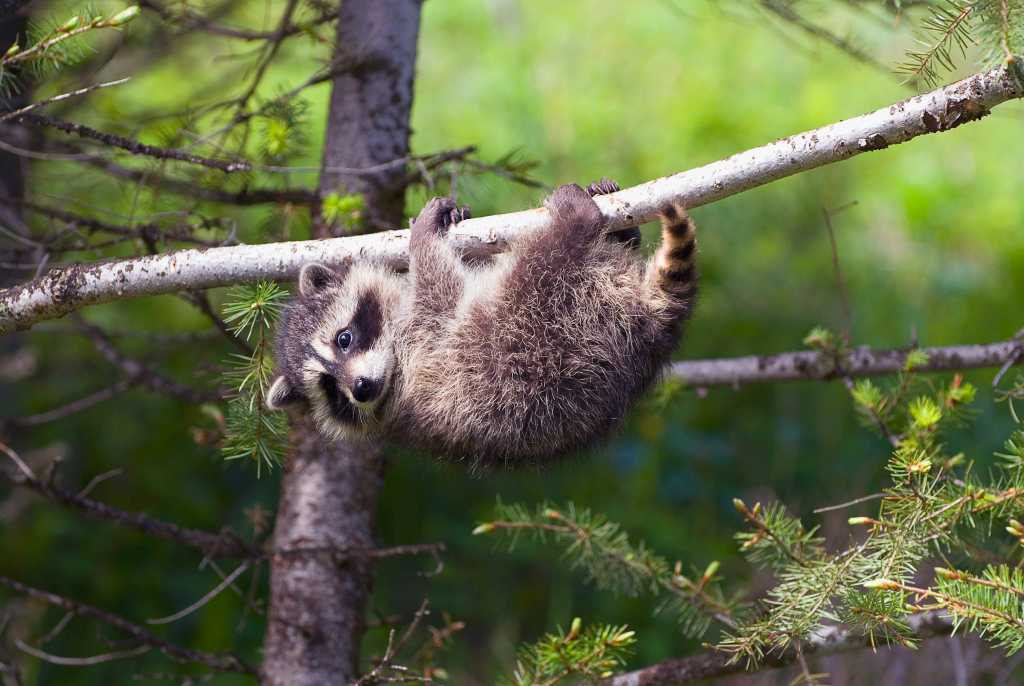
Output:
[411, 197, 471, 237]
[586, 178, 621, 197]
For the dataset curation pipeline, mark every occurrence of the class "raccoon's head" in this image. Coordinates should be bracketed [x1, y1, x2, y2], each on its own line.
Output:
[267, 260, 403, 439]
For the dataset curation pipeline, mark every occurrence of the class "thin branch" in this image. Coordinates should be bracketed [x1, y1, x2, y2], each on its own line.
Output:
[1, 442, 257, 558]
[138, 0, 337, 41]
[9, 379, 134, 426]
[604, 611, 953, 686]
[0, 575, 255, 674]
[76, 152, 317, 205]
[759, 0, 895, 79]
[2, 65, 1020, 333]
[0, 194, 229, 248]
[19, 114, 252, 173]
[1, 445, 446, 568]
[15, 640, 150, 666]
[0, 79, 131, 123]
[669, 338, 1022, 387]
[812, 492, 887, 514]
[74, 316, 225, 403]
[146, 562, 251, 625]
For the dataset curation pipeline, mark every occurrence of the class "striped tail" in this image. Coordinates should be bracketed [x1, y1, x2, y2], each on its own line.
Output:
[651, 203, 698, 303]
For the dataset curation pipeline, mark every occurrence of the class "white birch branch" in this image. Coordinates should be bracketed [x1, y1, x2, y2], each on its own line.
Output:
[2, 66, 1021, 334]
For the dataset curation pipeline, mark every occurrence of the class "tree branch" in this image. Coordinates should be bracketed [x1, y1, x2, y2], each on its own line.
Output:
[0, 575, 256, 675]
[0, 65, 1020, 333]
[605, 611, 953, 686]
[669, 338, 1023, 387]
[19, 113, 252, 173]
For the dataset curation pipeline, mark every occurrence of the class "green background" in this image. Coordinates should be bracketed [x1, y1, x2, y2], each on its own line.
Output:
[3, 1, 1023, 683]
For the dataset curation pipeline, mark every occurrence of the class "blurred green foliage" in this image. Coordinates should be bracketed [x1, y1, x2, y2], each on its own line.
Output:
[3, 1, 1024, 684]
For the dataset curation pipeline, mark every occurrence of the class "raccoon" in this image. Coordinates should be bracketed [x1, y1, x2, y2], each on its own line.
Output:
[268, 180, 698, 468]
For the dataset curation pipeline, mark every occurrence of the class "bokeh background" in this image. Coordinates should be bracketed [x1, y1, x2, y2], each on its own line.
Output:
[2, 1, 1024, 683]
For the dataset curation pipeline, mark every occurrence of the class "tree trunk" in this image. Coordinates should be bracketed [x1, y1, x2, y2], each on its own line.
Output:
[262, 419, 383, 685]
[316, 0, 423, 234]
[262, 1, 423, 684]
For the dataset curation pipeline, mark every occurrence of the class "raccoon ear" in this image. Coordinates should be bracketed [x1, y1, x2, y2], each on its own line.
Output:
[298, 263, 339, 297]
[267, 376, 302, 410]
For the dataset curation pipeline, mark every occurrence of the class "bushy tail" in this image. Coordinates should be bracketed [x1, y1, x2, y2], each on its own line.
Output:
[650, 204, 698, 303]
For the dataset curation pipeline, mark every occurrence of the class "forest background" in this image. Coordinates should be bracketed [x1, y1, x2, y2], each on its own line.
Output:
[1, 1, 1024, 684]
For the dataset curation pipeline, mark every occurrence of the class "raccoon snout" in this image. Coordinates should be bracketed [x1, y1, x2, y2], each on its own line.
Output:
[352, 377, 381, 403]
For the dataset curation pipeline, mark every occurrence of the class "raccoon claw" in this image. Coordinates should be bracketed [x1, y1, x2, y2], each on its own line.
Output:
[586, 178, 621, 197]
[442, 204, 470, 229]
[411, 197, 469, 238]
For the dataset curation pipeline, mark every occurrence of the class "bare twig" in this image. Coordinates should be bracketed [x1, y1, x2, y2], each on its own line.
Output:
[0, 441, 256, 558]
[19, 114, 251, 173]
[139, 0, 337, 41]
[0, 79, 131, 123]
[15, 640, 150, 666]
[0, 576, 255, 674]
[822, 203, 853, 337]
[74, 316, 224, 403]
[9, 379, 133, 426]
[146, 562, 251, 625]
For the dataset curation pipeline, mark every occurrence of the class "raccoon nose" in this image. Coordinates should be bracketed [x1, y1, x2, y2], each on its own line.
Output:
[352, 377, 379, 403]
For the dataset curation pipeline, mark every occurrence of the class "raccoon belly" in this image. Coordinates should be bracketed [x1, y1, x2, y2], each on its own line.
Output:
[401, 281, 669, 467]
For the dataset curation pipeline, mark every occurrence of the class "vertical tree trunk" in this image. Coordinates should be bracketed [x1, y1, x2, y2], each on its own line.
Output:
[262, 420, 383, 685]
[262, 1, 423, 684]
[316, 0, 423, 234]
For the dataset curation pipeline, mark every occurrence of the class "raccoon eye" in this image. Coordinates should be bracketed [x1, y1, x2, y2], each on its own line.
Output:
[336, 329, 353, 351]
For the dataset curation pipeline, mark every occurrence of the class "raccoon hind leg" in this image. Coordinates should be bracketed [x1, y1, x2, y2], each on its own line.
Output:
[409, 197, 471, 326]
[586, 178, 640, 251]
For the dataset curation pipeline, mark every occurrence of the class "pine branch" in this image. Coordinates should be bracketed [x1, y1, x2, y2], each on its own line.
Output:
[476, 504, 740, 637]
[1, 65, 1020, 333]
[898, 1, 976, 87]
[0, 7, 140, 69]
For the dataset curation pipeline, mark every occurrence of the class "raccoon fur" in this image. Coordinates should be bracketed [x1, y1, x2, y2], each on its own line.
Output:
[268, 180, 698, 468]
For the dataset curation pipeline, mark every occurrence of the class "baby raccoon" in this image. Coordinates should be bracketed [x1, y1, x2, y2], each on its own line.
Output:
[268, 180, 698, 468]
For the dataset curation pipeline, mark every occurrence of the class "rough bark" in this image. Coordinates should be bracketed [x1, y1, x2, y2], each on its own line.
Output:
[1, 65, 1021, 333]
[262, 2, 423, 684]
[315, 0, 422, 234]
[262, 419, 384, 685]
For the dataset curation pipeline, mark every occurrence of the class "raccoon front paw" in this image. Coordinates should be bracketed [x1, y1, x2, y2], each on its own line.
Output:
[586, 178, 621, 197]
[411, 197, 471, 238]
